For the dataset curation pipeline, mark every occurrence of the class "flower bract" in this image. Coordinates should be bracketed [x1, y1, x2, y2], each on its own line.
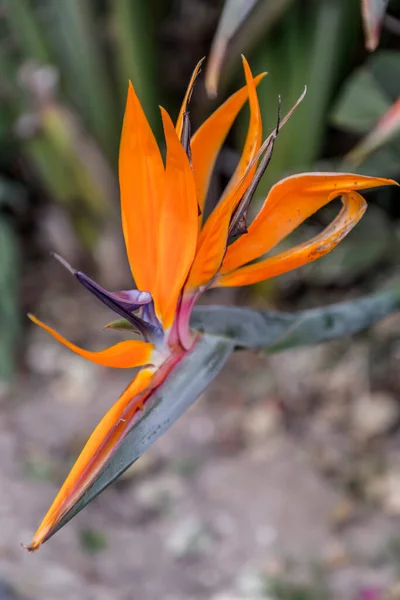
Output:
[26, 57, 397, 550]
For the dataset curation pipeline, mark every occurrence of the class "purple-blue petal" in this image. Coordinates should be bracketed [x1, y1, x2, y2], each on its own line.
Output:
[52, 253, 163, 343]
[75, 272, 161, 341]
[75, 272, 151, 313]
[113, 289, 152, 308]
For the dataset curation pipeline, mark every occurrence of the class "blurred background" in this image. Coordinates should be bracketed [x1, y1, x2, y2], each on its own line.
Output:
[0, 0, 400, 599]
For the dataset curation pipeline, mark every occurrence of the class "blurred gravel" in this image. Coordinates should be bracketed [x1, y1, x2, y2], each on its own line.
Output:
[1, 274, 400, 600]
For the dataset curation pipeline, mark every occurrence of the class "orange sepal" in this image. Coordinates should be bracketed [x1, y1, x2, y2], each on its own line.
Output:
[191, 71, 266, 217]
[221, 173, 398, 275]
[222, 56, 263, 199]
[156, 107, 198, 328]
[28, 314, 154, 368]
[26, 368, 155, 551]
[216, 190, 367, 287]
[185, 163, 256, 292]
[119, 81, 164, 297]
[184, 61, 264, 292]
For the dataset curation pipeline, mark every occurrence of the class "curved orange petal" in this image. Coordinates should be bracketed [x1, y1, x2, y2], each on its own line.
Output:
[119, 81, 164, 296]
[221, 173, 398, 274]
[216, 190, 367, 287]
[176, 58, 205, 139]
[157, 108, 198, 328]
[191, 71, 266, 217]
[29, 314, 154, 368]
[221, 56, 263, 199]
[27, 368, 155, 551]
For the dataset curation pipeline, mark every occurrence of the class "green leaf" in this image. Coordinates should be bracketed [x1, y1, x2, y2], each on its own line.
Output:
[331, 51, 400, 135]
[330, 68, 390, 135]
[369, 51, 400, 102]
[47, 284, 400, 539]
[191, 284, 400, 351]
[105, 284, 400, 353]
[331, 51, 400, 170]
[0, 218, 20, 382]
[346, 98, 400, 167]
[104, 317, 137, 331]
[49, 334, 234, 538]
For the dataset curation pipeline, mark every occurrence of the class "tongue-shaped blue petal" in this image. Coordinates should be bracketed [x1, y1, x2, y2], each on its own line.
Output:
[52, 254, 163, 342]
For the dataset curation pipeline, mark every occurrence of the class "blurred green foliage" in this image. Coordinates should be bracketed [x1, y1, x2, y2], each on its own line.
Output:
[0, 179, 22, 383]
[0, 0, 162, 381]
[0, 0, 162, 223]
[0, 0, 399, 382]
[209, 0, 400, 188]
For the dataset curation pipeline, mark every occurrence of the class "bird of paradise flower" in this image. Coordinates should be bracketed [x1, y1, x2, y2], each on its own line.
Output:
[26, 57, 396, 550]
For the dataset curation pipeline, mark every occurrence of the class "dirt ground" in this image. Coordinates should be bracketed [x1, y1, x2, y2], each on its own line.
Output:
[1, 265, 400, 600]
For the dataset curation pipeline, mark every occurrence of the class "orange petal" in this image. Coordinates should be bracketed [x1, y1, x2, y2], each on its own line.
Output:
[191, 72, 266, 217]
[185, 161, 256, 292]
[29, 314, 154, 368]
[185, 82, 309, 292]
[176, 58, 205, 139]
[27, 368, 155, 551]
[216, 190, 367, 287]
[221, 56, 263, 199]
[156, 108, 198, 328]
[119, 82, 164, 297]
[185, 63, 265, 292]
[221, 173, 398, 275]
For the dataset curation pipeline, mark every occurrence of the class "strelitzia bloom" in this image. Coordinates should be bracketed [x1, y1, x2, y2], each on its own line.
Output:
[27, 57, 396, 550]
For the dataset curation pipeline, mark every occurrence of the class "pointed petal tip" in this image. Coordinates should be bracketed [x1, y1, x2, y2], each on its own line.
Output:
[347, 175, 398, 189]
[126, 80, 134, 96]
[104, 318, 136, 331]
[51, 252, 76, 275]
[25, 369, 156, 551]
[159, 105, 169, 119]
[28, 314, 155, 368]
[22, 540, 40, 553]
[126, 80, 138, 100]
[218, 189, 367, 288]
[240, 55, 267, 79]
[23, 525, 50, 552]
[242, 56, 253, 80]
